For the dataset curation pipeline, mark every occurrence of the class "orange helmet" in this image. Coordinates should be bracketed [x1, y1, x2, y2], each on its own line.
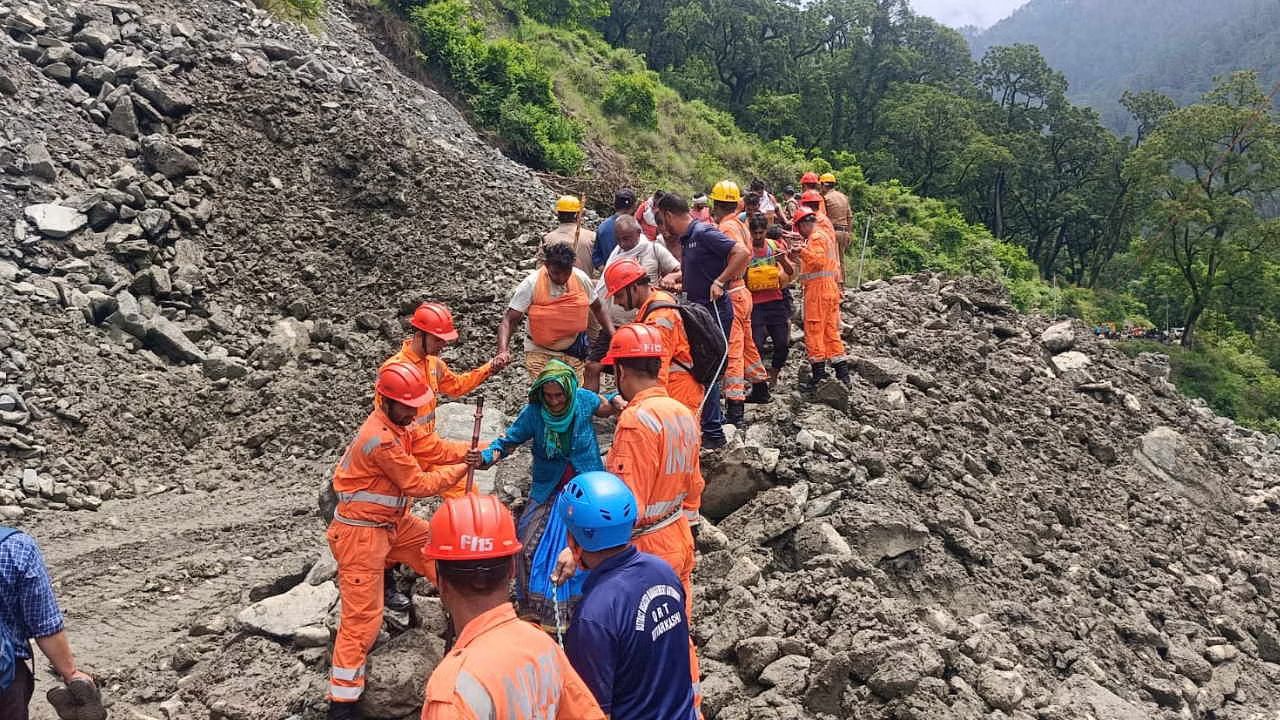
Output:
[410, 301, 458, 342]
[423, 494, 522, 561]
[792, 206, 817, 224]
[800, 171, 820, 185]
[376, 361, 433, 407]
[800, 189, 823, 205]
[603, 259, 647, 297]
[602, 323, 665, 366]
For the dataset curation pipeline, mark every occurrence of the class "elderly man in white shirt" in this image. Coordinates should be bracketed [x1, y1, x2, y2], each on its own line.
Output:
[583, 215, 682, 390]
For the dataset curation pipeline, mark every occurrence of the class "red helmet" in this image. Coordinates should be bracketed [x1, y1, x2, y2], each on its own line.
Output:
[423, 494, 522, 561]
[800, 189, 823, 205]
[410, 301, 458, 342]
[602, 323, 665, 366]
[376, 361, 433, 408]
[800, 171, 820, 185]
[792, 207, 817, 224]
[603, 259, 647, 297]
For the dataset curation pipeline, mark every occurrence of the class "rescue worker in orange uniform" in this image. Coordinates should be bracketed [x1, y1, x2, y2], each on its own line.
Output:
[800, 171, 826, 215]
[420, 494, 605, 720]
[819, 172, 854, 255]
[800, 189, 837, 240]
[602, 324, 704, 617]
[375, 301, 506, 612]
[326, 362, 480, 720]
[791, 207, 851, 387]
[601, 259, 704, 414]
[710, 180, 769, 423]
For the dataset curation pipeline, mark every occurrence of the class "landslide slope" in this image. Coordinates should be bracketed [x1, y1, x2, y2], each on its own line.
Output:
[0, 0, 548, 715]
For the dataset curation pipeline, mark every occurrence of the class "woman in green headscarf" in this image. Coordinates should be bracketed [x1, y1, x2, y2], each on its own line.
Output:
[479, 360, 625, 632]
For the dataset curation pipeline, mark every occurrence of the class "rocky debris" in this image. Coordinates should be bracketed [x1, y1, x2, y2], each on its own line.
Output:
[141, 134, 201, 178]
[695, 274, 1280, 719]
[362, 629, 446, 719]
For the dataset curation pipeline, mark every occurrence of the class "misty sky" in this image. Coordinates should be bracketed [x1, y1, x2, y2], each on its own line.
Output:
[911, 0, 1029, 28]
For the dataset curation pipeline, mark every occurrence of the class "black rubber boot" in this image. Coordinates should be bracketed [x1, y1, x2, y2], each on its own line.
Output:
[833, 360, 852, 387]
[725, 400, 746, 426]
[808, 361, 828, 388]
[746, 381, 771, 404]
[327, 701, 364, 720]
[383, 568, 411, 613]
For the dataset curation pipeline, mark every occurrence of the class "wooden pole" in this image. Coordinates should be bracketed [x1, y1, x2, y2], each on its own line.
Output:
[465, 397, 485, 494]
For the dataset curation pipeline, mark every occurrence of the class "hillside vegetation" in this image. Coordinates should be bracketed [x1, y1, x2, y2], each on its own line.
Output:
[969, 0, 1280, 130]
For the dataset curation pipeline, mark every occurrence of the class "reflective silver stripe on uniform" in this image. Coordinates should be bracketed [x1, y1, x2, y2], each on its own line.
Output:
[652, 316, 676, 330]
[642, 493, 687, 522]
[336, 491, 409, 508]
[670, 363, 691, 374]
[633, 407, 662, 433]
[332, 510, 395, 529]
[728, 284, 749, 294]
[410, 411, 438, 428]
[799, 270, 838, 282]
[456, 669, 496, 720]
[331, 664, 365, 682]
[683, 509, 699, 522]
[329, 684, 363, 700]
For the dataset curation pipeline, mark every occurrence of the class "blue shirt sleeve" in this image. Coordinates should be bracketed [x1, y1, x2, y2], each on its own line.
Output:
[482, 402, 538, 464]
[564, 617, 617, 713]
[11, 536, 64, 641]
[592, 218, 615, 269]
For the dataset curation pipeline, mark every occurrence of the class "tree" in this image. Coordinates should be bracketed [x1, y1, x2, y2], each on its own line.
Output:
[1126, 72, 1280, 347]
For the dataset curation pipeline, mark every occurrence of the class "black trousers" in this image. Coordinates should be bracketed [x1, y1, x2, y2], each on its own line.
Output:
[0, 659, 35, 720]
[751, 298, 791, 371]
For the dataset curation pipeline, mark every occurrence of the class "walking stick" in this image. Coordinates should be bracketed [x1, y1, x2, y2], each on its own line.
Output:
[571, 193, 586, 262]
[465, 397, 485, 494]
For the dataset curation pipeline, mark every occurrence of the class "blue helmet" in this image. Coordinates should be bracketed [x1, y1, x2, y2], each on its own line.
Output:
[559, 471, 637, 552]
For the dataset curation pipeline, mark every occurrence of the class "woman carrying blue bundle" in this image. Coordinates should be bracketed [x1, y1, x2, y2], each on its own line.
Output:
[478, 359, 625, 634]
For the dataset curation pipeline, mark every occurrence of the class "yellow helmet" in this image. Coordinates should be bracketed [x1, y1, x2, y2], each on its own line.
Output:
[819, 172, 837, 184]
[709, 180, 742, 204]
[555, 195, 582, 213]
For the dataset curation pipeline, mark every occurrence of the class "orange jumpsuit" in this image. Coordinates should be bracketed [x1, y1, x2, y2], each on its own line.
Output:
[717, 215, 767, 401]
[636, 290, 704, 413]
[379, 341, 494, 472]
[798, 225, 845, 362]
[327, 409, 470, 704]
[422, 603, 605, 720]
[604, 385, 704, 709]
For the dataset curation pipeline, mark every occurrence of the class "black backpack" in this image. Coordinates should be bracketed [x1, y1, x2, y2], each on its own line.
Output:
[641, 300, 728, 387]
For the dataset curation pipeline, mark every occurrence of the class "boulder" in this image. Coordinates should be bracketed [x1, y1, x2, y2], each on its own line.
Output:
[362, 628, 446, 719]
[1134, 427, 1222, 506]
[1040, 320, 1075, 353]
[251, 317, 311, 369]
[141, 135, 200, 178]
[1049, 675, 1146, 720]
[851, 356, 914, 388]
[793, 521, 851, 557]
[131, 73, 193, 116]
[699, 446, 776, 521]
[144, 316, 206, 363]
[1050, 351, 1091, 374]
[24, 143, 55, 181]
[835, 502, 930, 563]
[107, 95, 140, 137]
[759, 654, 810, 696]
[237, 580, 339, 640]
[24, 204, 88, 239]
[1134, 352, 1171, 380]
[719, 485, 804, 547]
[976, 667, 1026, 711]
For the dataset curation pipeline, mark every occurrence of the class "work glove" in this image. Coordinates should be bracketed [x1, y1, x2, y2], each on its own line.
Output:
[47, 673, 105, 720]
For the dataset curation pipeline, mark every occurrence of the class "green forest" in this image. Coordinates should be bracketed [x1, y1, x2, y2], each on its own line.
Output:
[969, 0, 1280, 131]
[349, 0, 1280, 432]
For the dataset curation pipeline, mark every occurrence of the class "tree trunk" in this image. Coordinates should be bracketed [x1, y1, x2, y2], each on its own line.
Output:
[993, 172, 1005, 240]
[1180, 302, 1205, 348]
